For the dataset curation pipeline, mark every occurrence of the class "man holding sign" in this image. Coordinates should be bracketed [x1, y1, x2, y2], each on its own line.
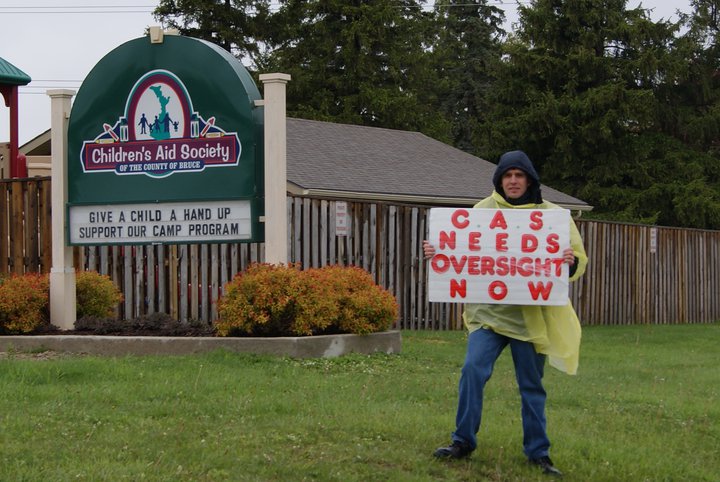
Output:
[425, 150, 587, 477]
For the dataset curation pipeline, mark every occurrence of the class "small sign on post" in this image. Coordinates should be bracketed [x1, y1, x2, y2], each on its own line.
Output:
[335, 201, 349, 236]
[650, 227, 657, 254]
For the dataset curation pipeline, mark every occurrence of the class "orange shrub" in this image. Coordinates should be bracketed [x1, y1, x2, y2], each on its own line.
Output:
[0, 271, 122, 334]
[76, 271, 123, 319]
[215, 263, 338, 336]
[0, 273, 50, 334]
[215, 263, 398, 337]
[313, 265, 398, 335]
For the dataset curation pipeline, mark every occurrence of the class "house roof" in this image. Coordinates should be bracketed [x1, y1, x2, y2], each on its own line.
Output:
[0, 57, 31, 86]
[20, 119, 590, 211]
[287, 118, 590, 210]
[19, 129, 51, 156]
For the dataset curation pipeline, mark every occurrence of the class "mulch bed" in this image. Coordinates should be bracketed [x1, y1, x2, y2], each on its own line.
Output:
[3, 314, 216, 338]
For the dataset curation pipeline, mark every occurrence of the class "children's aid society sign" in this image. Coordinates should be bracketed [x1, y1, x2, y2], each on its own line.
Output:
[428, 208, 570, 305]
[67, 34, 263, 245]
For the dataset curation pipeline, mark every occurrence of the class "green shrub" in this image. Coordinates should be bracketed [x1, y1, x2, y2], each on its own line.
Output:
[76, 271, 123, 318]
[215, 263, 398, 337]
[0, 273, 50, 334]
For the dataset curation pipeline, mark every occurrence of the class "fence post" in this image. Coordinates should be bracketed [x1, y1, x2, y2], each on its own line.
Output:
[47, 89, 77, 330]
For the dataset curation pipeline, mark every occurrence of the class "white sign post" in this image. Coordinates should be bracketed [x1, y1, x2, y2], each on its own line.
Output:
[49, 89, 77, 330]
[427, 208, 571, 305]
[259, 73, 291, 264]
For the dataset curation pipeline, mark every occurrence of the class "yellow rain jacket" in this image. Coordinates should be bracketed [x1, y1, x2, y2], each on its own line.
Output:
[462, 191, 588, 375]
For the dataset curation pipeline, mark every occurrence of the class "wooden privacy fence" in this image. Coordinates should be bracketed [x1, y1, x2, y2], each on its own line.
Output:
[0, 177, 52, 274]
[2, 177, 720, 327]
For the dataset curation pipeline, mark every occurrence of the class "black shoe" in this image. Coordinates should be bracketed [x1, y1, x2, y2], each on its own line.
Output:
[433, 440, 473, 459]
[529, 456, 563, 476]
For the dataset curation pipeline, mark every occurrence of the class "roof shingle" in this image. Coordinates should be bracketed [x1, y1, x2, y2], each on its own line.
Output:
[287, 118, 589, 209]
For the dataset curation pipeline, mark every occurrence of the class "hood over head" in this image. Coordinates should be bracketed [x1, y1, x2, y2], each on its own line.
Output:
[492, 150, 543, 205]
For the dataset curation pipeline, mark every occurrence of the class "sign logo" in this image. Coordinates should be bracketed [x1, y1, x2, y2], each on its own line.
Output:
[80, 70, 241, 178]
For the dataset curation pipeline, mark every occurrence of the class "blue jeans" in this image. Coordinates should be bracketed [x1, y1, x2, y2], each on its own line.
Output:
[451, 327, 550, 459]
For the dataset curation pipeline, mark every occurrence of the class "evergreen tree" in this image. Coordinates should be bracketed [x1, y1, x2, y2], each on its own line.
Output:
[153, 0, 271, 69]
[431, 0, 505, 153]
[154, 0, 453, 138]
[263, 0, 452, 140]
[639, 0, 720, 228]
[152, 0, 720, 228]
[484, 0, 720, 228]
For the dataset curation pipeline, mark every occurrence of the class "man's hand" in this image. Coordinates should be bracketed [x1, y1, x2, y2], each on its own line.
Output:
[423, 240, 436, 260]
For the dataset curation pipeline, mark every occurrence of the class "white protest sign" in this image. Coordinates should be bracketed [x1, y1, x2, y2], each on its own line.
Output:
[427, 208, 571, 305]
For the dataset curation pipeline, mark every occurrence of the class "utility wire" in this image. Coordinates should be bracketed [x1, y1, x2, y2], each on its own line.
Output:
[0, 5, 156, 8]
[0, 1, 530, 14]
[0, 10, 155, 14]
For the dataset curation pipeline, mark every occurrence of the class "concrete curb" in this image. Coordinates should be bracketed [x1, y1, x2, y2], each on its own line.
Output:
[0, 330, 402, 358]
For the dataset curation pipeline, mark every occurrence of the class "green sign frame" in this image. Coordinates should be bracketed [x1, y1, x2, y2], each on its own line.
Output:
[67, 34, 264, 245]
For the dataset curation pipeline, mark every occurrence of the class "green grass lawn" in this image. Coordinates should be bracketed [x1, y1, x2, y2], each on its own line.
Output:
[1, 324, 718, 481]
